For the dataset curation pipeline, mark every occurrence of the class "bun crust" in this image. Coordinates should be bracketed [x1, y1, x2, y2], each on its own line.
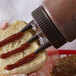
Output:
[53, 55, 76, 76]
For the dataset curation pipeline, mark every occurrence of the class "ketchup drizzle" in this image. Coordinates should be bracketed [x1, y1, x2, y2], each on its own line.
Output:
[0, 42, 30, 59]
[5, 53, 36, 70]
[0, 32, 23, 47]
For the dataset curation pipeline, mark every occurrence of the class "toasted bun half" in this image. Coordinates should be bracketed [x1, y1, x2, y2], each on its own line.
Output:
[53, 55, 76, 76]
[0, 21, 47, 76]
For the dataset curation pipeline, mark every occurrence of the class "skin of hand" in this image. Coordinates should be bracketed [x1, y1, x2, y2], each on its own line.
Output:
[0, 22, 8, 30]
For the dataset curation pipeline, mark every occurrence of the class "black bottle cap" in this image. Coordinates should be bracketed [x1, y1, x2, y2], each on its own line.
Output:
[32, 6, 66, 48]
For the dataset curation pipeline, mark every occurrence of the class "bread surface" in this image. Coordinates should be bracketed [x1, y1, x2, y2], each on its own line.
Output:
[0, 21, 47, 75]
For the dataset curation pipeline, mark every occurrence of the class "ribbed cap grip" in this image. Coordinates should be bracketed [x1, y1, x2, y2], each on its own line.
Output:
[32, 6, 66, 48]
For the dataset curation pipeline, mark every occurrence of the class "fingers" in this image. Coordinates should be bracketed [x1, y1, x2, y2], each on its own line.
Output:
[28, 72, 40, 76]
[9, 74, 27, 76]
[0, 22, 8, 30]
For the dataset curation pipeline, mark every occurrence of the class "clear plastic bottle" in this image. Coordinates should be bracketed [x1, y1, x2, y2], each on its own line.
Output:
[31, 0, 76, 48]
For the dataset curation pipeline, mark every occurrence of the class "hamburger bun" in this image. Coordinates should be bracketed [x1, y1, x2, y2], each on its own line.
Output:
[0, 21, 47, 76]
[53, 55, 76, 76]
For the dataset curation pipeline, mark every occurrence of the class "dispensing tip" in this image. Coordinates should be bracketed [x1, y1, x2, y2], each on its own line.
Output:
[34, 41, 51, 54]
[20, 20, 33, 32]
[28, 34, 39, 43]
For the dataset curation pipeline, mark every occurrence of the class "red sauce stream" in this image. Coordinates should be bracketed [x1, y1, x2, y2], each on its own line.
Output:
[0, 42, 30, 59]
[5, 53, 36, 70]
[0, 32, 23, 47]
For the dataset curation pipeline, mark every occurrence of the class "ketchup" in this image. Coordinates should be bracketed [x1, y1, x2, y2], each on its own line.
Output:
[0, 32, 23, 47]
[0, 42, 30, 59]
[0, 31, 36, 70]
[5, 53, 36, 70]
